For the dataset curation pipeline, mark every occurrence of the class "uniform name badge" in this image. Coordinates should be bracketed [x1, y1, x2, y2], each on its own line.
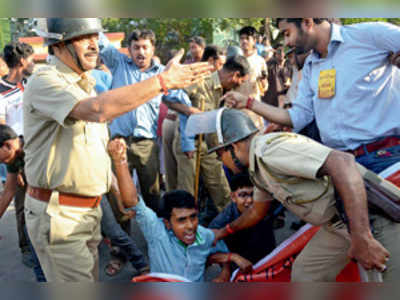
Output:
[318, 69, 336, 99]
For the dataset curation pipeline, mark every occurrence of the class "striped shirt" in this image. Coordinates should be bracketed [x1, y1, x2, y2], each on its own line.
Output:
[0, 77, 24, 135]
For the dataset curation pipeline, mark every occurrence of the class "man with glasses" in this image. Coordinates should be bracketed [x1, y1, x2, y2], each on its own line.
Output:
[209, 173, 276, 264]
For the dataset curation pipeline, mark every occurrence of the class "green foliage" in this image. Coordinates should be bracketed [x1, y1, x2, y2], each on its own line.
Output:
[0, 18, 11, 51]
[101, 18, 265, 62]
[341, 18, 400, 25]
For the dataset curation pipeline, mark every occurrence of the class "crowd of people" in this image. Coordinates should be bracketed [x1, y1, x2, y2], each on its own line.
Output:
[0, 17, 399, 283]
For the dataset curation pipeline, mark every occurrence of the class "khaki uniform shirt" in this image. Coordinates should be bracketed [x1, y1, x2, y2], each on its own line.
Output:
[249, 132, 337, 225]
[183, 71, 223, 149]
[23, 57, 111, 196]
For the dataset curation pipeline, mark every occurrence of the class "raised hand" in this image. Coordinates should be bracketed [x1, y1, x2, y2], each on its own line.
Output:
[107, 138, 127, 164]
[221, 91, 248, 109]
[162, 49, 213, 90]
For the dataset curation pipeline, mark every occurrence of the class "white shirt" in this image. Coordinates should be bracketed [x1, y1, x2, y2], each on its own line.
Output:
[0, 81, 24, 136]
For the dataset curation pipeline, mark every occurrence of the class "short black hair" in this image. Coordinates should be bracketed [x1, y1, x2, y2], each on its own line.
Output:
[128, 29, 156, 46]
[0, 124, 18, 148]
[3, 42, 34, 68]
[189, 36, 206, 48]
[160, 190, 197, 220]
[276, 18, 329, 29]
[239, 26, 258, 38]
[229, 173, 253, 192]
[222, 55, 250, 77]
[201, 45, 225, 62]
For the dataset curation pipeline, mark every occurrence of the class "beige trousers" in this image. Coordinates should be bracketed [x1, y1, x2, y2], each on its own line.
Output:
[292, 214, 400, 282]
[173, 129, 231, 211]
[24, 192, 102, 282]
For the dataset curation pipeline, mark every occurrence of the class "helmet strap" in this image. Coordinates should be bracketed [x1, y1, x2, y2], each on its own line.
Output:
[229, 147, 247, 172]
[66, 42, 85, 72]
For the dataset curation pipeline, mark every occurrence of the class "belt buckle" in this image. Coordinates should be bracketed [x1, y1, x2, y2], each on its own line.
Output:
[92, 196, 101, 208]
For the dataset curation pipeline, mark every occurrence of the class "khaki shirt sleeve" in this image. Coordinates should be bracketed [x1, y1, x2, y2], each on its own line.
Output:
[261, 135, 332, 180]
[27, 71, 81, 126]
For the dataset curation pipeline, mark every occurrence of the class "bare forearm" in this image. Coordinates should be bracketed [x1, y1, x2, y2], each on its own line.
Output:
[110, 173, 129, 211]
[0, 176, 17, 218]
[322, 151, 371, 238]
[208, 252, 231, 264]
[113, 161, 138, 208]
[251, 100, 293, 127]
[220, 201, 270, 239]
[70, 76, 163, 122]
[0, 192, 14, 218]
[163, 100, 191, 116]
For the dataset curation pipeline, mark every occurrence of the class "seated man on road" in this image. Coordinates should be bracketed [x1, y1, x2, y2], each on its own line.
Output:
[209, 173, 276, 264]
[107, 138, 253, 282]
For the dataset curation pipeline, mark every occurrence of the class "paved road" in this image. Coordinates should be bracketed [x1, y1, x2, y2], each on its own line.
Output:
[0, 200, 298, 282]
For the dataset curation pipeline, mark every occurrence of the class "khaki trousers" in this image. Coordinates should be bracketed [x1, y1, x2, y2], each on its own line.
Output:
[291, 214, 400, 282]
[162, 118, 178, 191]
[173, 129, 231, 211]
[126, 138, 160, 213]
[24, 192, 102, 282]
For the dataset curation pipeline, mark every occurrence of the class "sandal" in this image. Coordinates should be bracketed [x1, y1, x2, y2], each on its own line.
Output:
[105, 258, 125, 277]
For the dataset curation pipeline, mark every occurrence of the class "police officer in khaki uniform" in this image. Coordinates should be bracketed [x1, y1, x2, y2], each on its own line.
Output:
[207, 109, 390, 281]
[23, 18, 212, 282]
[163, 55, 250, 212]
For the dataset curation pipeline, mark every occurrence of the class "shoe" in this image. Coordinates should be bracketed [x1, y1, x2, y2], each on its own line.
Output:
[22, 251, 35, 269]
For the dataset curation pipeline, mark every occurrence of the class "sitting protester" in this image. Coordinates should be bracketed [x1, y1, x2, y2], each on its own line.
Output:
[209, 173, 276, 264]
[107, 138, 253, 282]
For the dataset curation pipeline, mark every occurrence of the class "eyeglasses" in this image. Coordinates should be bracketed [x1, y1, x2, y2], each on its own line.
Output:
[237, 191, 253, 198]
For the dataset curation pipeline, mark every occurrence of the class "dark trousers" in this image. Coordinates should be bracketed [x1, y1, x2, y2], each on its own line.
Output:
[15, 184, 29, 253]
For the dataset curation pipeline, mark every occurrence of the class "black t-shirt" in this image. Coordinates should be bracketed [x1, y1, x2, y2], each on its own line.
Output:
[6, 153, 24, 174]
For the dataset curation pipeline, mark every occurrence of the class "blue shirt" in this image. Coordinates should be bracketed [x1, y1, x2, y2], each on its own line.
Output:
[91, 69, 112, 94]
[99, 33, 164, 139]
[163, 89, 196, 152]
[289, 22, 400, 151]
[133, 198, 228, 282]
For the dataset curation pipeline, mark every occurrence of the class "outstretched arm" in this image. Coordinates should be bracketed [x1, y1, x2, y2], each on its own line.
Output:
[208, 252, 253, 275]
[213, 191, 272, 242]
[222, 91, 293, 126]
[319, 150, 389, 271]
[107, 138, 138, 208]
[69, 50, 212, 123]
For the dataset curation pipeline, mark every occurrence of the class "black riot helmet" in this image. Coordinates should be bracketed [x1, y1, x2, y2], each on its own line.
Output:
[45, 18, 103, 46]
[44, 18, 103, 72]
[208, 109, 258, 153]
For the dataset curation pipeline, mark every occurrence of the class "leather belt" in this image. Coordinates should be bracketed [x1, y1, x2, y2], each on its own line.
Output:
[348, 136, 400, 157]
[27, 186, 101, 208]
